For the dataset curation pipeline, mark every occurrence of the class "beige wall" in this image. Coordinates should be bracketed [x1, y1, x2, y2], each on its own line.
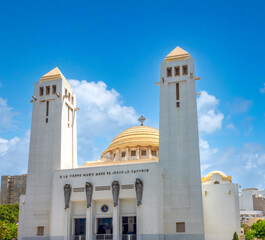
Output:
[253, 195, 265, 213]
[0, 174, 27, 205]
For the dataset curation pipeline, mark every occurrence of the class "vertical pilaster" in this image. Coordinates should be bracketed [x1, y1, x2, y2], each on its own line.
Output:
[113, 200, 120, 240]
[148, 146, 151, 159]
[86, 202, 94, 240]
[136, 146, 140, 160]
[115, 149, 120, 161]
[125, 147, 129, 161]
[64, 206, 71, 240]
[136, 206, 141, 240]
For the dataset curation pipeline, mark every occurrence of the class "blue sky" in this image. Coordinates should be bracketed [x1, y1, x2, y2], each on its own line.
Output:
[0, 0, 265, 189]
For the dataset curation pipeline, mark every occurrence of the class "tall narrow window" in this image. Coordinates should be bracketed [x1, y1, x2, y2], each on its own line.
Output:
[52, 85, 56, 94]
[167, 67, 172, 77]
[46, 86, 50, 95]
[65, 89, 68, 97]
[39, 87, 44, 96]
[46, 101, 49, 117]
[71, 96, 74, 105]
[182, 65, 188, 75]
[176, 83, 180, 100]
[68, 107, 70, 122]
[174, 66, 180, 76]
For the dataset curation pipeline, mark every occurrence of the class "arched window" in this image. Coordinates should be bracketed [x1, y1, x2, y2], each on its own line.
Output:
[214, 181, 220, 184]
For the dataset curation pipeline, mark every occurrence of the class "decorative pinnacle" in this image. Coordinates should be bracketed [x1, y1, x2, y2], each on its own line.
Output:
[138, 115, 146, 126]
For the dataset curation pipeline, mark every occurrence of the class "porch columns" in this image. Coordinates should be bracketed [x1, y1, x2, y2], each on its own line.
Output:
[64, 203, 71, 240]
[137, 206, 142, 240]
[113, 200, 120, 240]
[86, 201, 94, 240]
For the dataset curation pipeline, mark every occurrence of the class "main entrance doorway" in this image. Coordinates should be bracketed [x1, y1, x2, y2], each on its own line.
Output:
[74, 218, 86, 240]
[122, 216, 136, 240]
[96, 218, 113, 240]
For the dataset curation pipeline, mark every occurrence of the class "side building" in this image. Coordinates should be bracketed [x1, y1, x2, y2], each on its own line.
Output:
[239, 188, 265, 225]
[0, 174, 27, 205]
[201, 171, 241, 240]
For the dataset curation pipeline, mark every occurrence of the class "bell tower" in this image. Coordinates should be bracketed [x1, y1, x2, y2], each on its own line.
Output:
[159, 47, 205, 239]
[20, 67, 77, 238]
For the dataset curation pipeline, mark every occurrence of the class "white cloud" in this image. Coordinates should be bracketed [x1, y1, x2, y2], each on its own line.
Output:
[197, 91, 224, 134]
[0, 137, 20, 156]
[69, 80, 137, 133]
[69, 79, 138, 163]
[260, 83, 265, 94]
[0, 131, 30, 176]
[199, 138, 218, 163]
[0, 97, 17, 131]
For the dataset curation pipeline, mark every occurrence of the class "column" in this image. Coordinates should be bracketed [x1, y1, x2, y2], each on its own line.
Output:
[86, 201, 94, 240]
[113, 200, 120, 240]
[115, 149, 120, 161]
[148, 146, 151, 159]
[125, 147, 129, 161]
[64, 205, 71, 240]
[136, 146, 140, 160]
[136, 206, 142, 240]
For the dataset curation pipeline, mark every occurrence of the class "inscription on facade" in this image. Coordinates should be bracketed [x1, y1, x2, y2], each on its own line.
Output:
[59, 168, 149, 179]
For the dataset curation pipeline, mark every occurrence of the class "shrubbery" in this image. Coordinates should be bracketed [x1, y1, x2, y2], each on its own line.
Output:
[245, 220, 265, 240]
[0, 204, 19, 240]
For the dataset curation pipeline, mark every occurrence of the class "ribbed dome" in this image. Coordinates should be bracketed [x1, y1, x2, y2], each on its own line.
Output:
[101, 126, 159, 158]
[201, 170, 232, 183]
[206, 170, 227, 178]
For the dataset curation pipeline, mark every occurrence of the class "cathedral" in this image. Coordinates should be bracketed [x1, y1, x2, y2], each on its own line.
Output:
[18, 47, 241, 240]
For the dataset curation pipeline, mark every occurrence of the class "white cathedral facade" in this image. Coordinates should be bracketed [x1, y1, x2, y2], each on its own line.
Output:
[18, 47, 241, 240]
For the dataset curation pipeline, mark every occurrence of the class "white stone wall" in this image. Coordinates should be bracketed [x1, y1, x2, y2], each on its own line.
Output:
[159, 57, 205, 239]
[239, 189, 258, 211]
[19, 78, 77, 239]
[202, 182, 240, 240]
[49, 162, 163, 240]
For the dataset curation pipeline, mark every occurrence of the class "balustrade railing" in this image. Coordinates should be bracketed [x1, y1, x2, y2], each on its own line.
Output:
[72, 235, 86, 240]
[95, 234, 113, 240]
[122, 234, 137, 240]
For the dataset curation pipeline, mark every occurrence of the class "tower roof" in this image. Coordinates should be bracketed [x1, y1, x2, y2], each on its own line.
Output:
[39, 67, 72, 90]
[164, 46, 191, 62]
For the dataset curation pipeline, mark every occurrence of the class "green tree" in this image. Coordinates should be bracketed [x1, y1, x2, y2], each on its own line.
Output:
[0, 204, 19, 240]
[245, 229, 256, 240]
[232, 232, 239, 240]
[251, 220, 265, 239]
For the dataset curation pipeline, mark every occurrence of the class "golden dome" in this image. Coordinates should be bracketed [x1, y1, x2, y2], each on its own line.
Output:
[201, 170, 232, 183]
[101, 126, 159, 158]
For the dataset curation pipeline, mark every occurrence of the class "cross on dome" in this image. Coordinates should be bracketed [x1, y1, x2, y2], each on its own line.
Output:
[138, 115, 146, 126]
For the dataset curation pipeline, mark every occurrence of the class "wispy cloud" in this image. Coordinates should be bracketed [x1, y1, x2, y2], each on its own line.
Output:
[228, 98, 252, 114]
[0, 131, 30, 176]
[260, 83, 265, 94]
[200, 142, 265, 189]
[197, 91, 224, 134]
[0, 97, 17, 131]
[226, 123, 236, 130]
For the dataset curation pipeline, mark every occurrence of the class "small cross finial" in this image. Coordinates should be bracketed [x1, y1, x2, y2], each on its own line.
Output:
[138, 115, 146, 126]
